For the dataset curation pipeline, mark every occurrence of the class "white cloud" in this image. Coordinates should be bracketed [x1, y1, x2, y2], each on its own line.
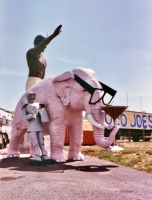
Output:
[0, 69, 26, 76]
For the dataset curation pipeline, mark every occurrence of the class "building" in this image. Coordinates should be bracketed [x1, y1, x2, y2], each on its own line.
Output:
[65, 110, 152, 144]
[0, 108, 13, 148]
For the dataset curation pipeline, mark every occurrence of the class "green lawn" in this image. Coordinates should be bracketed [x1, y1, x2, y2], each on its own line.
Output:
[64, 141, 152, 173]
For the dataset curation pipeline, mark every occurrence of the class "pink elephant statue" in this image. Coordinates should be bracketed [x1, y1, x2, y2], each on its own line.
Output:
[7, 67, 119, 162]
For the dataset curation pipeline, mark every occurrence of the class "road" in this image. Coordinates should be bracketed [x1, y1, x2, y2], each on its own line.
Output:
[0, 136, 152, 200]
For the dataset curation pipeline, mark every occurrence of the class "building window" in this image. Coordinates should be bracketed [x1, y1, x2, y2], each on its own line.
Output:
[2, 116, 6, 125]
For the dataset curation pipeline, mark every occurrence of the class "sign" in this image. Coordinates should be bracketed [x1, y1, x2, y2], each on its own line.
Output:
[104, 111, 152, 130]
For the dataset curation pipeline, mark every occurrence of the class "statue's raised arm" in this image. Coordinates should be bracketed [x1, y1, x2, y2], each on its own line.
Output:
[26, 24, 62, 90]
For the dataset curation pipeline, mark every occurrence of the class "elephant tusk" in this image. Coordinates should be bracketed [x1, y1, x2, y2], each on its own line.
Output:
[87, 114, 104, 129]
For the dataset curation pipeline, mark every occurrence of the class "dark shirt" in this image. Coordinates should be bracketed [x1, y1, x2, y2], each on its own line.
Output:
[26, 34, 54, 79]
[26, 25, 62, 79]
[26, 49, 47, 79]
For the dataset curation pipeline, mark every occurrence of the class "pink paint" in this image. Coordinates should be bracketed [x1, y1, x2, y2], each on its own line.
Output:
[7, 68, 119, 162]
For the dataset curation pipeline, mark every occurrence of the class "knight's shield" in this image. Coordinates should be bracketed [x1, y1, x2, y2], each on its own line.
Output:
[39, 108, 50, 122]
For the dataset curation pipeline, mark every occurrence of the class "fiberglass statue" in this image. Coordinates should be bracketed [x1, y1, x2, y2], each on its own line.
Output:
[26, 24, 62, 90]
[21, 92, 50, 161]
[21, 24, 62, 153]
[7, 67, 119, 162]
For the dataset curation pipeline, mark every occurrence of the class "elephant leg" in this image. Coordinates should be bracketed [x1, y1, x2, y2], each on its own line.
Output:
[68, 125, 84, 161]
[7, 134, 22, 158]
[19, 132, 35, 156]
[49, 122, 66, 162]
[7, 122, 27, 158]
[19, 133, 31, 154]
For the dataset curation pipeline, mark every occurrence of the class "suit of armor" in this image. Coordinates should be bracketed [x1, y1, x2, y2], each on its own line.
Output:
[22, 93, 50, 161]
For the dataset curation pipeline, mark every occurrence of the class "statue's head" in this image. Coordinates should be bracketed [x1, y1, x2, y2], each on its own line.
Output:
[26, 92, 36, 103]
[34, 35, 46, 46]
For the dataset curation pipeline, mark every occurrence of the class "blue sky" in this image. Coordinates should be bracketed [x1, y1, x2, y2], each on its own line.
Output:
[1, 0, 152, 112]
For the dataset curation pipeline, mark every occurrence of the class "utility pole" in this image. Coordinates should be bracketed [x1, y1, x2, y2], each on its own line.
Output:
[126, 92, 128, 107]
[140, 95, 142, 112]
[127, 92, 131, 142]
[140, 95, 145, 141]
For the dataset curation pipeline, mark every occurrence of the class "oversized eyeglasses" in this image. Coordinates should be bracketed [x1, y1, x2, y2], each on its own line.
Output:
[74, 74, 117, 105]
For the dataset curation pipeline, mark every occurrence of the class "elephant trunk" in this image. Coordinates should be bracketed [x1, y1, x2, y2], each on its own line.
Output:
[91, 108, 119, 148]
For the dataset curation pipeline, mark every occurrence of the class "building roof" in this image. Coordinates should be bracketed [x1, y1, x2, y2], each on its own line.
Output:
[83, 119, 93, 131]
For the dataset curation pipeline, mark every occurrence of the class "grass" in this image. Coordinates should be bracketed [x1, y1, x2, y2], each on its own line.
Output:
[64, 141, 152, 173]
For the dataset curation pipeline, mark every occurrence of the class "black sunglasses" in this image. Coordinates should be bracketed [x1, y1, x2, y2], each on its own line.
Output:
[74, 74, 117, 105]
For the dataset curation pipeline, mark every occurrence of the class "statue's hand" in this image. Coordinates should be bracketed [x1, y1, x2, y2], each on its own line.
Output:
[54, 25, 62, 36]
[31, 110, 38, 118]
[32, 113, 37, 119]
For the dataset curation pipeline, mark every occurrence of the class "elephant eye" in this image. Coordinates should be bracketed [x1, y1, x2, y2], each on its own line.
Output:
[82, 89, 86, 92]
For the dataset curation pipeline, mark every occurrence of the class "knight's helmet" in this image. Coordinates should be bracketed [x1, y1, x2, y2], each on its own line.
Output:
[34, 35, 46, 46]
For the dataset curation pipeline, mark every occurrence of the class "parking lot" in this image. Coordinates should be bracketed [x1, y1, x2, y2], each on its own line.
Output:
[0, 136, 152, 200]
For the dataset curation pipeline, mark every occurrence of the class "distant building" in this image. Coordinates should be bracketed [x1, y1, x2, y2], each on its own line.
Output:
[0, 108, 14, 148]
[65, 110, 152, 145]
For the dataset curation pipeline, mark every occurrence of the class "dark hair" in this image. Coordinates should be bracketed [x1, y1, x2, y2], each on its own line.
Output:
[34, 35, 46, 46]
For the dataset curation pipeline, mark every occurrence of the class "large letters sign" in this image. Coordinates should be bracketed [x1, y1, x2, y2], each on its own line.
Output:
[105, 111, 152, 130]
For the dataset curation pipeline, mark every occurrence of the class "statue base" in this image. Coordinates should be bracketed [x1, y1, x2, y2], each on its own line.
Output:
[29, 159, 57, 166]
[105, 146, 124, 152]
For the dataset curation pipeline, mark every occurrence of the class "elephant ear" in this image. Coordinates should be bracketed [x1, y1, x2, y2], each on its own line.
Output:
[52, 71, 75, 106]
[52, 71, 74, 82]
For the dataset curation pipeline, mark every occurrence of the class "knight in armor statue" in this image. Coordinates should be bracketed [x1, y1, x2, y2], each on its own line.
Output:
[21, 92, 50, 161]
